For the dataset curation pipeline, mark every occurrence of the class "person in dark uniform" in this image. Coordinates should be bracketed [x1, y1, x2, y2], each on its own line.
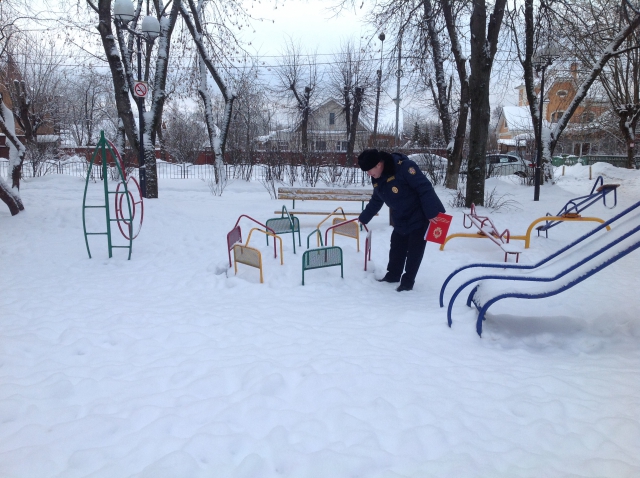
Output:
[357, 149, 445, 291]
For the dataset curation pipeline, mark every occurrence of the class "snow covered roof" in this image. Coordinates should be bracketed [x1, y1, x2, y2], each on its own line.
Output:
[502, 106, 534, 133]
[255, 130, 292, 143]
[498, 138, 527, 146]
[37, 135, 60, 143]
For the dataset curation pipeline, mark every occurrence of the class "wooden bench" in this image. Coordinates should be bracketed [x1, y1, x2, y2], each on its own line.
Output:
[276, 187, 374, 216]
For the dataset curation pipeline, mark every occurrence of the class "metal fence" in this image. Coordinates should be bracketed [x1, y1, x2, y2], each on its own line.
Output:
[0, 158, 373, 185]
[552, 155, 640, 168]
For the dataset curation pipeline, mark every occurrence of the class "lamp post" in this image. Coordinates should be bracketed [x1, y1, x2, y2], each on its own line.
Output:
[372, 32, 385, 147]
[113, 0, 160, 198]
[532, 46, 558, 201]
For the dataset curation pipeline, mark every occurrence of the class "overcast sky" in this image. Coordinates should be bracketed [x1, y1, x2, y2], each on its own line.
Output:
[239, 0, 422, 129]
[242, 0, 370, 57]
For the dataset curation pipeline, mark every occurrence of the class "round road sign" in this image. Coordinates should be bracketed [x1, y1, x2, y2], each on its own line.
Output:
[133, 81, 148, 98]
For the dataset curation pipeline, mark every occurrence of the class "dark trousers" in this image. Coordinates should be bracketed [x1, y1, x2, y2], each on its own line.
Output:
[386, 225, 428, 287]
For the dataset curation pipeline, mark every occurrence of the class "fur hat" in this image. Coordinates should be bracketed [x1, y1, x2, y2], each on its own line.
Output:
[358, 149, 381, 171]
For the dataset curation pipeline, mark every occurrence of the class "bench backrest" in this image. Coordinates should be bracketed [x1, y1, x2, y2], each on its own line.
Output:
[278, 187, 372, 202]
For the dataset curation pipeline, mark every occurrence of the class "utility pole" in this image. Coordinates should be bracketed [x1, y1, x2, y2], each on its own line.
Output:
[372, 33, 385, 146]
[394, 30, 403, 148]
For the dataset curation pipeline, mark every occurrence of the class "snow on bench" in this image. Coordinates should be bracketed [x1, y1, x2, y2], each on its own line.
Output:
[276, 187, 373, 216]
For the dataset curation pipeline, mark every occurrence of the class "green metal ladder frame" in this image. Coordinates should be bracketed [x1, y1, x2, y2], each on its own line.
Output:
[82, 131, 134, 259]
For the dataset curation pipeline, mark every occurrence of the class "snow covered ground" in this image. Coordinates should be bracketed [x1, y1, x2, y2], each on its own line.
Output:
[1, 163, 639, 477]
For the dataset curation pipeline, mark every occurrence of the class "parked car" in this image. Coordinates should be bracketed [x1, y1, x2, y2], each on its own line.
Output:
[461, 154, 532, 178]
[408, 153, 448, 184]
[485, 154, 531, 177]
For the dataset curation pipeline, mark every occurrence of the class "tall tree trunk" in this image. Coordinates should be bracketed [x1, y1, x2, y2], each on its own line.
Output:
[466, 0, 507, 207]
[442, 0, 470, 190]
[347, 87, 363, 166]
[301, 87, 311, 153]
[619, 108, 639, 169]
[423, 0, 452, 146]
[0, 177, 23, 215]
[142, 0, 181, 198]
[181, 0, 235, 184]
[0, 95, 25, 214]
[95, 1, 139, 160]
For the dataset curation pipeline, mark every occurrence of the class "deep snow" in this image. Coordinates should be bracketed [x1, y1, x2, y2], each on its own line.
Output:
[1, 163, 639, 477]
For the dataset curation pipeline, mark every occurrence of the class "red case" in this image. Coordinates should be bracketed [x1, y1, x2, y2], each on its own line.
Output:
[424, 213, 453, 244]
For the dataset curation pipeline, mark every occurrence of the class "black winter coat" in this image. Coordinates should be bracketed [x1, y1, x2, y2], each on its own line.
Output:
[358, 153, 445, 234]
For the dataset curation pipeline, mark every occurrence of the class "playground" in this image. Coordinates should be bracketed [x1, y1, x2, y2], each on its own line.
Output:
[1, 161, 640, 477]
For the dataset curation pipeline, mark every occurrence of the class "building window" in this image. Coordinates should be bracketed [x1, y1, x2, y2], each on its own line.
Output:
[557, 90, 568, 98]
[315, 141, 327, 151]
[581, 111, 595, 123]
[336, 141, 348, 152]
[329, 112, 335, 125]
[551, 111, 564, 123]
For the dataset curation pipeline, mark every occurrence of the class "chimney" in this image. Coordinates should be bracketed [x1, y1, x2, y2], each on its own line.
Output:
[515, 84, 527, 106]
[570, 63, 578, 80]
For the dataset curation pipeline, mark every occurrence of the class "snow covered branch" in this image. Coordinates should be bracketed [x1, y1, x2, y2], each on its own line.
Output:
[549, 10, 640, 155]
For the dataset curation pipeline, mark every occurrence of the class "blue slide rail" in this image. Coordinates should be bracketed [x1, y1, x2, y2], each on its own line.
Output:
[439, 200, 640, 336]
[468, 224, 640, 336]
[536, 176, 617, 235]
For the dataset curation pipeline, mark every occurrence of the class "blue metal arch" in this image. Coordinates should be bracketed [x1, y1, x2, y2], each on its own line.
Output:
[439, 200, 640, 308]
[473, 240, 640, 336]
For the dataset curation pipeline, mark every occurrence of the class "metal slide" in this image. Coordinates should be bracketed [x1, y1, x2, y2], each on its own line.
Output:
[440, 200, 640, 336]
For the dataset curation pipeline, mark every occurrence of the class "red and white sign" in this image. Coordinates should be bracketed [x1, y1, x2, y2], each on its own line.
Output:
[424, 213, 453, 244]
[133, 81, 149, 98]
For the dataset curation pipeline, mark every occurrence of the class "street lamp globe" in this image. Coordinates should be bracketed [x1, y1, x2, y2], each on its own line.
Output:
[141, 16, 160, 41]
[113, 0, 135, 24]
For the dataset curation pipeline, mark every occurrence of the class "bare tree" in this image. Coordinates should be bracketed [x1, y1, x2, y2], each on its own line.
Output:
[0, 93, 25, 215]
[179, 0, 238, 187]
[465, 0, 508, 206]
[224, 62, 270, 156]
[58, 67, 113, 147]
[83, 0, 182, 198]
[163, 104, 208, 164]
[415, 0, 470, 189]
[0, 0, 27, 214]
[509, 0, 640, 175]
[329, 39, 376, 165]
[565, 0, 640, 168]
[273, 39, 320, 153]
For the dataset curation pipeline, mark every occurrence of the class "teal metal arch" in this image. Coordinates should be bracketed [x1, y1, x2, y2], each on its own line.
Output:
[82, 131, 134, 259]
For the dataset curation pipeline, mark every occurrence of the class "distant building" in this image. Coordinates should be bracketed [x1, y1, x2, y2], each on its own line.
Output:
[497, 63, 612, 157]
[297, 98, 372, 152]
[1, 56, 61, 159]
[495, 106, 534, 156]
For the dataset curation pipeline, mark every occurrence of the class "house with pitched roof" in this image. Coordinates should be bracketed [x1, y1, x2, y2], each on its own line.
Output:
[496, 63, 612, 157]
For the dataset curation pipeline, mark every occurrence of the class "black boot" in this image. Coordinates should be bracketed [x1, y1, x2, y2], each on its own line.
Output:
[396, 283, 413, 292]
[377, 273, 400, 283]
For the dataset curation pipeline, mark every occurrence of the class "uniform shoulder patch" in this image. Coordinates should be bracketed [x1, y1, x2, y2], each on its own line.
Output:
[408, 167, 416, 175]
[386, 176, 395, 182]
[373, 182, 378, 187]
